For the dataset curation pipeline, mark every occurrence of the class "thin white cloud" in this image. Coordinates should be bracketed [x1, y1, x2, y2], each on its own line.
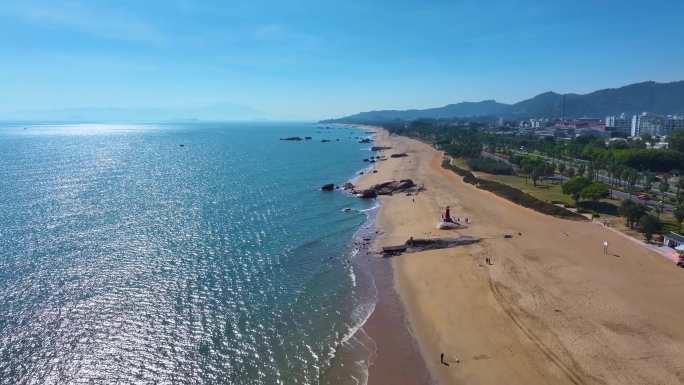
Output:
[0, 1, 167, 45]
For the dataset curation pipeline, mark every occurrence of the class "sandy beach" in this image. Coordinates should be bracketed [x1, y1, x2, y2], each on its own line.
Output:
[358, 128, 684, 385]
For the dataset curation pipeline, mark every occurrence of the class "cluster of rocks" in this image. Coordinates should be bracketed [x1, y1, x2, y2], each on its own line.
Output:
[367, 179, 415, 195]
[320, 179, 415, 198]
[363, 155, 387, 163]
[345, 179, 416, 199]
[321, 182, 356, 192]
[359, 138, 373, 144]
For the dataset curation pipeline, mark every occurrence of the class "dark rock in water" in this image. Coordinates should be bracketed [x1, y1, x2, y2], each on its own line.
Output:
[369, 159, 375, 163]
[281, 136, 303, 141]
[343, 182, 355, 190]
[305, 136, 312, 140]
[363, 158, 369, 162]
[371, 146, 392, 151]
[359, 138, 372, 144]
[359, 189, 377, 199]
[336, 139, 340, 141]
[359, 171, 364, 175]
[321, 139, 331, 143]
[321, 183, 335, 191]
[390, 153, 408, 158]
[179, 144, 185, 147]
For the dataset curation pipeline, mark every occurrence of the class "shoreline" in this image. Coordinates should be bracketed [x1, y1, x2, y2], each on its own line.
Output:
[353, 125, 433, 385]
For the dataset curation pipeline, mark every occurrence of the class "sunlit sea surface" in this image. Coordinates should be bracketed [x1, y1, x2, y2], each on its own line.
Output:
[0, 122, 378, 385]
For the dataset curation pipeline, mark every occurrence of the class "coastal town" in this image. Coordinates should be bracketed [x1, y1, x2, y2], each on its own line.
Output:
[338, 105, 684, 268]
[350, 124, 684, 385]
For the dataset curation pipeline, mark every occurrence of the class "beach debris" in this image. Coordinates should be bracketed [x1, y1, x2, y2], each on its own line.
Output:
[390, 153, 408, 158]
[371, 146, 392, 151]
[382, 236, 481, 257]
[321, 183, 335, 191]
[504, 234, 513, 238]
[280, 136, 303, 141]
[437, 221, 463, 230]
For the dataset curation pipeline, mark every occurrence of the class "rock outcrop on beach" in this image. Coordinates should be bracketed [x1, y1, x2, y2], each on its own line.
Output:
[371, 146, 392, 151]
[321, 183, 335, 191]
[354, 179, 416, 198]
[370, 179, 415, 195]
[343, 182, 355, 190]
[280, 136, 303, 141]
[390, 153, 408, 158]
[359, 189, 378, 199]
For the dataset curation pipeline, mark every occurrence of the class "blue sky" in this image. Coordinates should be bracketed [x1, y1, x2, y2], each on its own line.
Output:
[1, 0, 683, 120]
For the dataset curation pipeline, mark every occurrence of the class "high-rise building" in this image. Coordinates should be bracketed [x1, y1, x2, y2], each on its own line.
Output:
[664, 115, 684, 135]
[605, 113, 631, 137]
[631, 113, 665, 137]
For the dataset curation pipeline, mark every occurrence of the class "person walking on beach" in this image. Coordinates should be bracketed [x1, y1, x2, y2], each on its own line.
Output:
[603, 240, 608, 255]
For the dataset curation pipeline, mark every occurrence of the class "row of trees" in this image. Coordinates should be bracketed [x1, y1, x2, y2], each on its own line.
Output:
[619, 200, 662, 242]
[561, 177, 610, 205]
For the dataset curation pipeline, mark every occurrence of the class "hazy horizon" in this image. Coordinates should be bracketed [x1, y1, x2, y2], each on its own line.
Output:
[2, 0, 684, 120]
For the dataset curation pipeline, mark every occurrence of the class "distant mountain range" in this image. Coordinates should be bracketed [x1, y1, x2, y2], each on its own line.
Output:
[324, 80, 684, 123]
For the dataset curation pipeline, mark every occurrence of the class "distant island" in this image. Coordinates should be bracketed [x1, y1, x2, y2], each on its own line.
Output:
[324, 80, 684, 123]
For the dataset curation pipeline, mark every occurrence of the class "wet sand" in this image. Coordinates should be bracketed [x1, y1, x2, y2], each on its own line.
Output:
[357, 127, 684, 385]
[363, 251, 433, 385]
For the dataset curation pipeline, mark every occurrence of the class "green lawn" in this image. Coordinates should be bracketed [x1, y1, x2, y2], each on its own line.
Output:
[481, 174, 573, 205]
[451, 157, 470, 170]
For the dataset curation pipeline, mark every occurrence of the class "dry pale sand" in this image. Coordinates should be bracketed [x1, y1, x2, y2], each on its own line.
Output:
[357, 128, 684, 385]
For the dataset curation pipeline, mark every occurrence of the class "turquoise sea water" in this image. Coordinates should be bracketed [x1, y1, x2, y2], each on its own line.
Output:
[0, 122, 378, 385]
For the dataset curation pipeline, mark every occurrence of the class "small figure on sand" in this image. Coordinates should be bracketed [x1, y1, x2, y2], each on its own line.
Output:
[603, 241, 608, 255]
[440, 353, 449, 366]
[442, 206, 453, 223]
[437, 206, 461, 229]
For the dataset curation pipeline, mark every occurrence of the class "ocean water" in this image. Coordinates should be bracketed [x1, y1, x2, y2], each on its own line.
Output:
[0, 122, 378, 385]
